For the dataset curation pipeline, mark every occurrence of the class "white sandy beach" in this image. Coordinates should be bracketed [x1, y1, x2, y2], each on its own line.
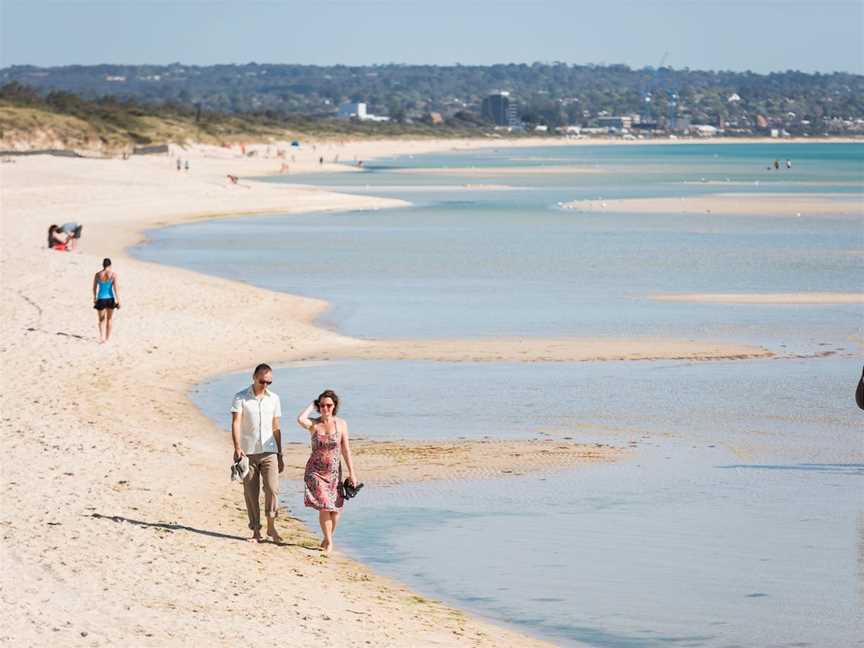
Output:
[0, 137, 833, 646]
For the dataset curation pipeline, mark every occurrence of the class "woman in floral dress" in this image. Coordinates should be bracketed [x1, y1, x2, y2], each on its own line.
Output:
[297, 390, 359, 555]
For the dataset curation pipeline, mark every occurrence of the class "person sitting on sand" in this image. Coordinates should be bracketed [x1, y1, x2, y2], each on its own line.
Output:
[297, 390, 359, 556]
[47, 224, 70, 251]
[231, 364, 285, 543]
[60, 222, 83, 250]
[92, 257, 120, 343]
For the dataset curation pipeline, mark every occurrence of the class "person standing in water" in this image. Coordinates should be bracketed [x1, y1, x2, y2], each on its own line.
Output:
[92, 258, 120, 343]
[297, 390, 358, 556]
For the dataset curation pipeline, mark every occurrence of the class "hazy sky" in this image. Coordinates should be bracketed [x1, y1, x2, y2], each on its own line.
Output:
[1, 0, 862, 74]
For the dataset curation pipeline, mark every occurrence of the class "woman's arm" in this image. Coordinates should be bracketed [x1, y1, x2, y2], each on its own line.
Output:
[111, 273, 120, 305]
[339, 420, 358, 486]
[92, 273, 98, 302]
[297, 402, 316, 431]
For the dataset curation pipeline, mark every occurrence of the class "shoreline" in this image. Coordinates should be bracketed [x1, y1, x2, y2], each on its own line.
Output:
[5, 135, 862, 159]
[0, 137, 853, 646]
[2, 138, 624, 647]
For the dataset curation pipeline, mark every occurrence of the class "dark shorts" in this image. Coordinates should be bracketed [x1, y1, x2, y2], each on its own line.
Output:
[94, 298, 116, 310]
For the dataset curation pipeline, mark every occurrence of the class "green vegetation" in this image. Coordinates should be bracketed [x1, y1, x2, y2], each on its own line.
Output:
[2, 62, 863, 136]
[0, 82, 497, 151]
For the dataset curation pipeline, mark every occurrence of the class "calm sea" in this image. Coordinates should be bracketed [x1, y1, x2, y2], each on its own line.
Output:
[134, 142, 864, 647]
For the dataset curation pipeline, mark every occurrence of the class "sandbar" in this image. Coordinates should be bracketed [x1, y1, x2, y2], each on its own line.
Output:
[652, 292, 864, 305]
[395, 164, 600, 175]
[303, 336, 773, 363]
[561, 192, 863, 217]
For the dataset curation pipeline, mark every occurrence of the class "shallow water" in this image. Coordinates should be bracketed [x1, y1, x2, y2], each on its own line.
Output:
[192, 356, 863, 647]
[141, 143, 863, 647]
[134, 145, 863, 349]
[195, 356, 859, 463]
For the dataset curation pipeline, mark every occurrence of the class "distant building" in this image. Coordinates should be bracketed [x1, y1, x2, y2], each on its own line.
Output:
[671, 116, 692, 132]
[428, 112, 444, 125]
[597, 116, 633, 130]
[337, 102, 389, 122]
[481, 92, 518, 127]
[631, 121, 659, 132]
[338, 102, 367, 119]
[691, 124, 719, 136]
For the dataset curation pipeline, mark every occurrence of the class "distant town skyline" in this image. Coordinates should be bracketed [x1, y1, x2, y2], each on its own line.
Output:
[1, 0, 862, 75]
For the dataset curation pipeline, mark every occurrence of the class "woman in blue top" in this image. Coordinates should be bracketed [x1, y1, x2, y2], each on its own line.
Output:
[92, 258, 121, 343]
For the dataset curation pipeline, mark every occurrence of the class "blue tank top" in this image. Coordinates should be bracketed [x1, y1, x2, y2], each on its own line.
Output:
[97, 278, 114, 300]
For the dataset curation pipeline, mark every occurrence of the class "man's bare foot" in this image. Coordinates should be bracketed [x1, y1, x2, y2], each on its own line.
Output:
[321, 541, 333, 556]
[249, 530, 263, 543]
[267, 528, 285, 545]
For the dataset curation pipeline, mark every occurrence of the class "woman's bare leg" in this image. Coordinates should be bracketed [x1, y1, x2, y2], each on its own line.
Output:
[105, 308, 114, 341]
[97, 310, 107, 343]
[319, 510, 334, 554]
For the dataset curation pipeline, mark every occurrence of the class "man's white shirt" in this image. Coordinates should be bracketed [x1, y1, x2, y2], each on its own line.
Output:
[231, 386, 282, 454]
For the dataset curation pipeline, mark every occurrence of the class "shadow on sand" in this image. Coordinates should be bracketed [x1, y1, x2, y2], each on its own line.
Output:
[90, 512, 316, 548]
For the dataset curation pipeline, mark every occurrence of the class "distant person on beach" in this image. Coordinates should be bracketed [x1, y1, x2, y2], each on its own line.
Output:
[47, 224, 70, 251]
[60, 222, 83, 250]
[184, 160, 190, 172]
[231, 364, 285, 544]
[786, 159, 792, 169]
[297, 390, 359, 556]
[92, 258, 120, 343]
[773, 159, 780, 170]
[176, 158, 182, 171]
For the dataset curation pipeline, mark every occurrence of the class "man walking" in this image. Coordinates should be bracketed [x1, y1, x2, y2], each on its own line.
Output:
[231, 363, 285, 543]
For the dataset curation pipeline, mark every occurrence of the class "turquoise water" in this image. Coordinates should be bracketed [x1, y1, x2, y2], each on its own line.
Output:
[135, 144, 863, 350]
[135, 143, 863, 647]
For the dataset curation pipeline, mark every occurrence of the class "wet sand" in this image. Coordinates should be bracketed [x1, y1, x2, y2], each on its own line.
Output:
[561, 193, 863, 217]
[305, 336, 773, 363]
[652, 292, 864, 305]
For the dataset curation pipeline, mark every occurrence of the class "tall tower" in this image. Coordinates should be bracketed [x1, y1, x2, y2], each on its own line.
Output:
[481, 92, 517, 127]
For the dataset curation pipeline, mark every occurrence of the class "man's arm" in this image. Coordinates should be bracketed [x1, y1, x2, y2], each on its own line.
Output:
[273, 416, 284, 473]
[231, 411, 243, 461]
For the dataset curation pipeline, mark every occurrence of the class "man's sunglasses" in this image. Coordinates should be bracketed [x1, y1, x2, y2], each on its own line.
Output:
[257, 379, 272, 385]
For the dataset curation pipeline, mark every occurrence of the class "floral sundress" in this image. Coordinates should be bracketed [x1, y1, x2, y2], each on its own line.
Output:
[304, 422, 344, 511]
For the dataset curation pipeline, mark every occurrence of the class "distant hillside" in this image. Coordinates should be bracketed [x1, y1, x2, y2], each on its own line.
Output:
[2, 62, 864, 135]
[0, 83, 486, 152]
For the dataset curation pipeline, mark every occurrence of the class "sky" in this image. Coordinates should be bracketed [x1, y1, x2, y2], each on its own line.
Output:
[1, 0, 862, 74]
